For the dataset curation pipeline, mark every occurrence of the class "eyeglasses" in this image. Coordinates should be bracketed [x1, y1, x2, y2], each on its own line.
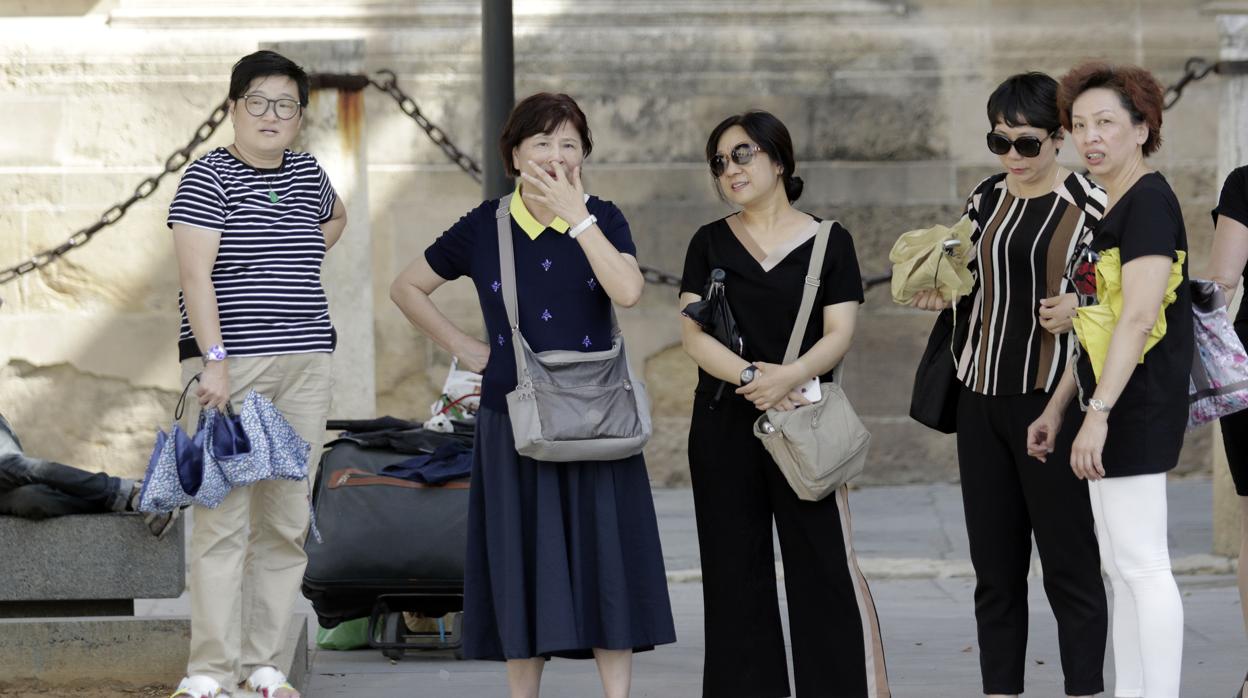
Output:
[709, 143, 763, 178]
[985, 130, 1057, 158]
[240, 94, 301, 120]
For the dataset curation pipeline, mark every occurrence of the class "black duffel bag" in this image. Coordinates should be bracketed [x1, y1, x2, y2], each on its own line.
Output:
[302, 431, 470, 628]
[910, 299, 969, 434]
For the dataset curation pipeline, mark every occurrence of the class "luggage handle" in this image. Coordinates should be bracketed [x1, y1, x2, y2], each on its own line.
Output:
[326, 468, 470, 491]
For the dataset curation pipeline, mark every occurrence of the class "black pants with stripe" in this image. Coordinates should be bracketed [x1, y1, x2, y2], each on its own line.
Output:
[956, 387, 1107, 696]
[688, 392, 889, 698]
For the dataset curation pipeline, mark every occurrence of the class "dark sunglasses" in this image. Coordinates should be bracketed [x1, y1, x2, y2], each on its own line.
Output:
[985, 130, 1057, 158]
[709, 143, 763, 178]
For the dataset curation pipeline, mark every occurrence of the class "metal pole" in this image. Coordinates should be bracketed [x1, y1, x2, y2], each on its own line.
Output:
[482, 0, 515, 199]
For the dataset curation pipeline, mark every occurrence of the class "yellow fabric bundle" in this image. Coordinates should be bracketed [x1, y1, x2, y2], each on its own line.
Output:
[888, 216, 975, 305]
[1071, 247, 1186, 380]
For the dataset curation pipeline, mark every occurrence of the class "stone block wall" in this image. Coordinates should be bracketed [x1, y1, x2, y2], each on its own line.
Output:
[0, 0, 1224, 484]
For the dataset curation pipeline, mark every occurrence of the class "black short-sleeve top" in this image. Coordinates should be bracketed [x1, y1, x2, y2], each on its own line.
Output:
[679, 215, 865, 396]
[1073, 172, 1193, 477]
[1212, 165, 1248, 333]
[423, 194, 637, 412]
[956, 172, 1106, 396]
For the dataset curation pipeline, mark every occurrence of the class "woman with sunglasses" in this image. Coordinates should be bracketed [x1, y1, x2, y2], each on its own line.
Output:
[911, 73, 1108, 698]
[166, 50, 346, 698]
[679, 110, 889, 697]
[1026, 61, 1190, 698]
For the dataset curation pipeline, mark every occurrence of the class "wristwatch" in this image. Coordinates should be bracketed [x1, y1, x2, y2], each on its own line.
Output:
[1088, 398, 1111, 414]
[740, 364, 758, 386]
[203, 344, 228, 364]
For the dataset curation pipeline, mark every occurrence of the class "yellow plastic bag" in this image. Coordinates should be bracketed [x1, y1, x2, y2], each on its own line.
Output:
[889, 216, 975, 305]
[1071, 247, 1185, 380]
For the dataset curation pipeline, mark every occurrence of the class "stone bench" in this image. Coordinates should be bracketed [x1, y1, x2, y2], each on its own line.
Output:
[0, 512, 185, 617]
[0, 512, 308, 690]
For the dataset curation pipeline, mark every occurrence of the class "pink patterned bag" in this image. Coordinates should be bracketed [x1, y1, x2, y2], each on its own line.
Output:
[1189, 279, 1248, 429]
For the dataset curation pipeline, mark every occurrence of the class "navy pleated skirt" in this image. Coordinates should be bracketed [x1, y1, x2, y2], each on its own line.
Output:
[462, 407, 677, 661]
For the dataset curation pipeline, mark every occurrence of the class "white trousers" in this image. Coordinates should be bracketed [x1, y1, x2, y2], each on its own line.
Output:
[1088, 474, 1184, 698]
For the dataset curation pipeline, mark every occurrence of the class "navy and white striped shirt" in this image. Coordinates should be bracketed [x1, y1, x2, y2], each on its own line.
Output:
[167, 147, 338, 360]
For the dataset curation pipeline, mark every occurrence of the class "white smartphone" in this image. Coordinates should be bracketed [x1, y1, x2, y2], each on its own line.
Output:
[797, 377, 822, 403]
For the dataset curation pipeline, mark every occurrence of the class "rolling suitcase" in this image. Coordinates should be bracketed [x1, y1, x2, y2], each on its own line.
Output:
[302, 426, 472, 658]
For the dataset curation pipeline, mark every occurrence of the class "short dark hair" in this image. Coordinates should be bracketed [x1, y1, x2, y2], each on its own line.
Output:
[987, 72, 1061, 133]
[704, 110, 804, 203]
[229, 50, 310, 107]
[498, 93, 593, 178]
[1058, 61, 1165, 156]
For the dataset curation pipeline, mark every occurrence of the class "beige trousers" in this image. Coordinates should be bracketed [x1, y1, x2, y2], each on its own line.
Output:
[179, 352, 332, 687]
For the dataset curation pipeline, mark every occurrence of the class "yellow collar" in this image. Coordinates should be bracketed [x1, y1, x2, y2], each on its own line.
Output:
[510, 184, 569, 240]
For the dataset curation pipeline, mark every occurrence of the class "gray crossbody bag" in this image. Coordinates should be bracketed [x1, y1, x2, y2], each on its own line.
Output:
[495, 195, 653, 462]
[751, 220, 871, 501]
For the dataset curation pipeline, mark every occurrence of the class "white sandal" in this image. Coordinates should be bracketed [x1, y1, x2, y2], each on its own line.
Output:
[170, 675, 227, 698]
[244, 666, 299, 698]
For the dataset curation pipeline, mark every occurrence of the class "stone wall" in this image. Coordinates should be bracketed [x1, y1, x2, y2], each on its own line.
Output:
[0, 0, 1223, 484]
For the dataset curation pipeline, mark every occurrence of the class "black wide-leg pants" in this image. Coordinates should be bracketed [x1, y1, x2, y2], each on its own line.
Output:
[688, 392, 889, 698]
[955, 386, 1107, 696]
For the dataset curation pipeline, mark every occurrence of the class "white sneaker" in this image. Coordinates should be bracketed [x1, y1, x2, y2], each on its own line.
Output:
[170, 675, 226, 698]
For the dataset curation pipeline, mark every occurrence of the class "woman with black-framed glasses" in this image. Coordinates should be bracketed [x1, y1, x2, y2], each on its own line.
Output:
[165, 50, 345, 698]
[679, 110, 889, 697]
[909, 72, 1108, 698]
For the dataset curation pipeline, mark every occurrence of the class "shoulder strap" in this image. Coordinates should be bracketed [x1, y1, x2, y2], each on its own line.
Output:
[495, 193, 621, 386]
[782, 219, 835, 366]
[495, 195, 531, 380]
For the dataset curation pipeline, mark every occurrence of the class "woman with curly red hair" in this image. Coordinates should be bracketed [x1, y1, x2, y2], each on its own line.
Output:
[1027, 62, 1191, 698]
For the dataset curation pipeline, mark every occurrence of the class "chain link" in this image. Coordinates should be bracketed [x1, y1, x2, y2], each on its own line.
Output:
[369, 69, 693, 285]
[369, 69, 483, 183]
[1164, 57, 1217, 110]
[0, 98, 230, 286]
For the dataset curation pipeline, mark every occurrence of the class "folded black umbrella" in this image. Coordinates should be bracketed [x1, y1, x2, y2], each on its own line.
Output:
[681, 268, 744, 356]
[682, 268, 745, 404]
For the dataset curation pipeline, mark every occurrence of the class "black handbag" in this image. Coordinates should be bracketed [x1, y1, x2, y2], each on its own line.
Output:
[910, 304, 965, 433]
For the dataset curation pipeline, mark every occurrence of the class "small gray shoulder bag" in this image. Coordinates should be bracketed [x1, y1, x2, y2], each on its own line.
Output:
[495, 195, 653, 462]
[752, 220, 871, 501]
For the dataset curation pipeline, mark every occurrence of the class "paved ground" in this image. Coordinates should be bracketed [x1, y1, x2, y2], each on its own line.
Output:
[142, 475, 1246, 697]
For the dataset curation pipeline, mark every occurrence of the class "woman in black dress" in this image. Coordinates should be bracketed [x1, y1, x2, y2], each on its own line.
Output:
[679, 110, 889, 697]
[1028, 62, 1191, 698]
[1205, 165, 1248, 698]
[391, 92, 675, 698]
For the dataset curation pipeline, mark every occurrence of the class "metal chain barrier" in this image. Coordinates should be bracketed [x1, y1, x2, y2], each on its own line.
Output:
[368, 70, 690, 286]
[1162, 57, 1248, 110]
[369, 69, 484, 184]
[0, 98, 231, 286]
[19, 58, 1243, 291]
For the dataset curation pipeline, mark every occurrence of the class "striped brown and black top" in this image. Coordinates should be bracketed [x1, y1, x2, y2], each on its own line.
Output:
[955, 171, 1106, 396]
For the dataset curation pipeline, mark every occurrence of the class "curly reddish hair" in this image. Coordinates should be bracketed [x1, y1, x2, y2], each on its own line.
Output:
[1057, 61, 1164, 156]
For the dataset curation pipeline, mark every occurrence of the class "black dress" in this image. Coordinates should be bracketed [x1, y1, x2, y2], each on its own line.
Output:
[1073, 172, 1193, 476]
[680, 215, 890, 698]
